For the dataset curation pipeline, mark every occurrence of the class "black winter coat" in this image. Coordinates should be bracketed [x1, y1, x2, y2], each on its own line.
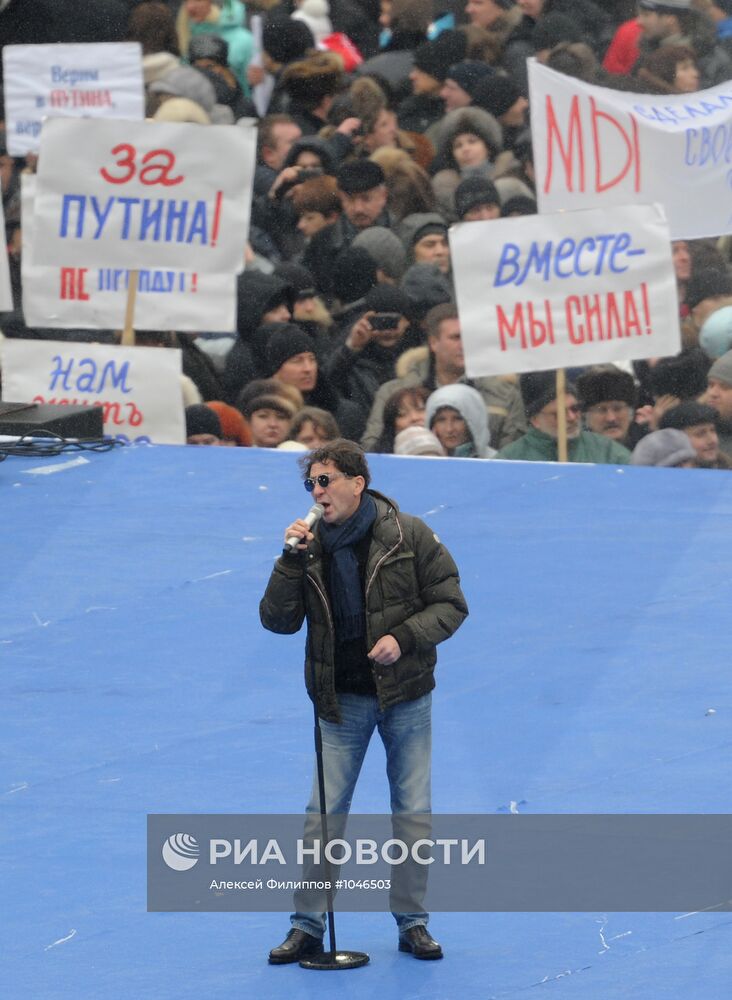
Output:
[260, 491, 468, 723]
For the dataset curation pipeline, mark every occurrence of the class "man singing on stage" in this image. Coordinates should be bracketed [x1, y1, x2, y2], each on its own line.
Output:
[260, 439, 468, 963]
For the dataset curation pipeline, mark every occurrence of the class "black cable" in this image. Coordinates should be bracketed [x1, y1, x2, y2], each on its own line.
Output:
[0, 430, 126, 460]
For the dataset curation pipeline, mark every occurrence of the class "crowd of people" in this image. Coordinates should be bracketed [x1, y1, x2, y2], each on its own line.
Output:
[3, 0, 732, 469]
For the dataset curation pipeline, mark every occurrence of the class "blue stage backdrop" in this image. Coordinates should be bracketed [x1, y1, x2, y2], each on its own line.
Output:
[3, 446, 732, 999]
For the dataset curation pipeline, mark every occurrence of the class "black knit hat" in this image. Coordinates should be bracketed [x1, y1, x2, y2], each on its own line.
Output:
[413, 31, 467, 83]
[185, 404, 222, 438]
[264, 323, 314, 377]
[364, 284, 411, 316]
[446, 60, 495, 97]
[576, 368, 637, 409]
[532, 13, 583, 52]
[331, 246, 378, 303]
[500, 195, 537, 217]
[659, 401, 719, 430]
[189, 34, 229, 66]
[400, 263, 453, 320]
[520, 370, 577, 418]
[263, 18, 314, 65]
[685, 268, 732, 310]
[454, 176, 500, 220]
[472, 75, 522, 121]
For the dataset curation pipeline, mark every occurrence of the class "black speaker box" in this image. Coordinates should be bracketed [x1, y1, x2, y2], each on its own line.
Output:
[0, 402, 104, 439]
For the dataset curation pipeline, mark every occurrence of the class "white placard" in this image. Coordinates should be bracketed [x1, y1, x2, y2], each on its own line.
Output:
[33, 118, 255, 273]
[530, 60, 732, 240]
[20, 176, 236, 332]
[0, 196, 13, 311]
[450, 203, 680, 378]
[3, 43, 145, 157]
[0, 339, 185, 445]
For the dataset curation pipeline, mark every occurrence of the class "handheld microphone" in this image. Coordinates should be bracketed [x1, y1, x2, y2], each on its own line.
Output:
[284, 503, 324, 552]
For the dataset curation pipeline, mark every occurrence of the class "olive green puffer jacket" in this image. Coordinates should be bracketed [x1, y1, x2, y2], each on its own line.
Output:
[260, 491, 469, 723]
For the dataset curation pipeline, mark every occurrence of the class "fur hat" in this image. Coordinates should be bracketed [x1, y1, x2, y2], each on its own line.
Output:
[434, 106, 503, 162]
[282, 52, 343, 105]
[631, 428, 697, 467]
[349, 77, 388, 133]
[336, 159, 385, 194]
[394, 426, 446, 456]
[649, 349, 710, 400]
[520, 370, 577, 419]
[242, 393, 297, 421]
[576, 367, 636, 409]
[264, 323, 315, 377]
[153, 97, 211, 124]
[206, 401, 251, 445]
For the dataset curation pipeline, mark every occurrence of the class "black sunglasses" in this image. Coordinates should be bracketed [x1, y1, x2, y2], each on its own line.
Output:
[304, 473, 351, 492]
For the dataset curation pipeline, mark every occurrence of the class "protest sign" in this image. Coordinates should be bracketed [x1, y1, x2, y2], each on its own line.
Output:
[529, 60, 732, 240]
[0, 197, 13, 312]
[3, 43, 144, 157]
[450, 203, 680, 378]
[21, 176, 236, 332]
[33, 118, 256, 273]
[0, 339, 185, 445]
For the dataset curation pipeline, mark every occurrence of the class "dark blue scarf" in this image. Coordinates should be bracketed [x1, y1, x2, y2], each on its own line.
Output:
[319, 494, 377, 642]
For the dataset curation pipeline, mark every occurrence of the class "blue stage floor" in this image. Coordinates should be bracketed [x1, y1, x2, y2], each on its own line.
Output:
[3, 446, 732, 999]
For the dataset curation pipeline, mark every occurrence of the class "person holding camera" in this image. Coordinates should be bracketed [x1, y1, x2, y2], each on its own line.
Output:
[323, 285, 421, 426]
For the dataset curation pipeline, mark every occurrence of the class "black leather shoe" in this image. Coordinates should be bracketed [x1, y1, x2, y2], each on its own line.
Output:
[268, 928, 324, 965]
[398, 925, 443, 960]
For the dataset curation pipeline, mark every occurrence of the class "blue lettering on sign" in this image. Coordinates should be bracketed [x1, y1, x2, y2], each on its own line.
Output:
[493, 232, 645, 288]
[684, 123, 732, 167]
[633, 93, 732, 125]
[50, 66, 100, 86]
[49, 355, 132, 395]
[59, 195, 211, 245]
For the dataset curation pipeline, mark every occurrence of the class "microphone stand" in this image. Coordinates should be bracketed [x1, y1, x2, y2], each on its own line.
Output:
[298, 568, 369, 971]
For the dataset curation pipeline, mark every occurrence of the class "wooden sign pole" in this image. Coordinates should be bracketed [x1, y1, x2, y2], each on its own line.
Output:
[556, 368, 568, 463]
[120, 270, 139, 347]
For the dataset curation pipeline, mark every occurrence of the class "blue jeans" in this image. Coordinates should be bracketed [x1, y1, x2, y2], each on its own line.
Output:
[291, 692, 432, 938]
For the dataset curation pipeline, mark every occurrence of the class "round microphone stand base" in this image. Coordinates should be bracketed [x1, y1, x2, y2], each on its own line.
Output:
[299, 950, 370, 971]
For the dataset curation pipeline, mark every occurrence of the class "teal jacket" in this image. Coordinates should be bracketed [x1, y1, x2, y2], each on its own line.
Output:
[496, 426, 631, 464]
[189, 0, 254, 95]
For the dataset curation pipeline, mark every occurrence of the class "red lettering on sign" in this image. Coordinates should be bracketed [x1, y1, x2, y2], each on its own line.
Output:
[100, 145, 185, 186]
